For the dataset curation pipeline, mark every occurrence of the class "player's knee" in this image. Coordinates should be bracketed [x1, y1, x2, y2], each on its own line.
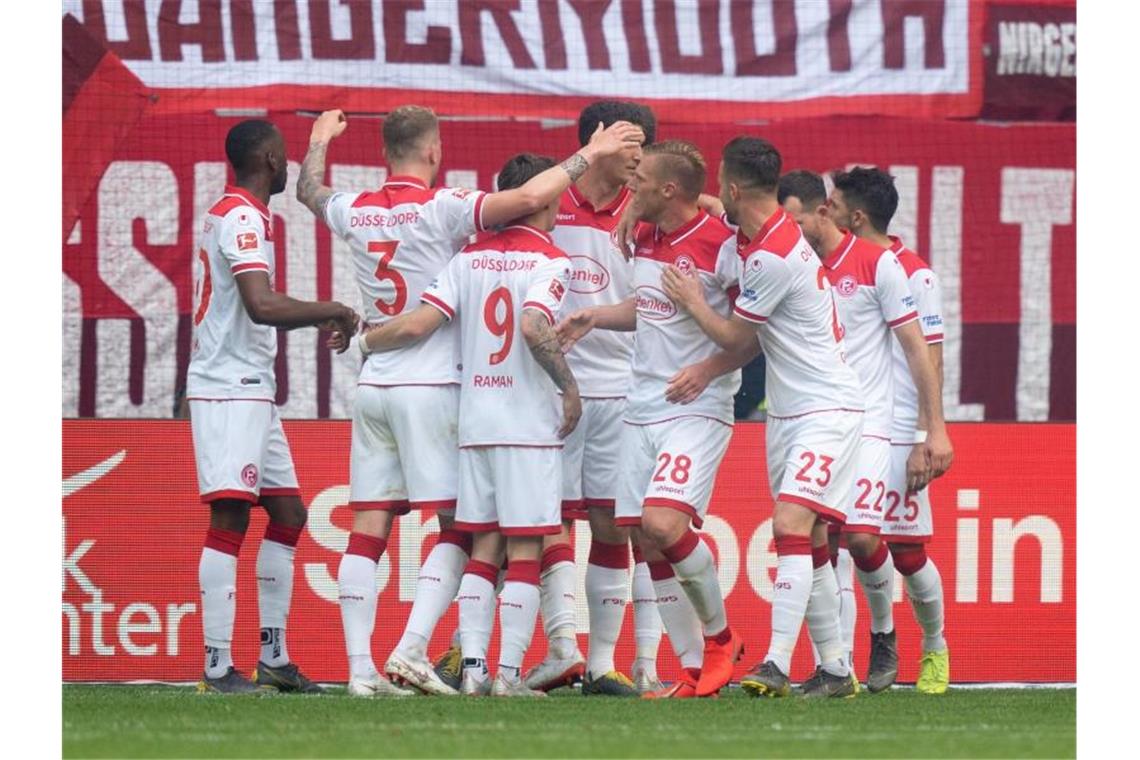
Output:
[844, 532, 879, 558]
[209, 500, 251, 533]
[351, 508, 393, 539]
[640, 509, 684, 549]
[771, 507, 812, 540]
[588, 510, 628, 544]
[889, 542, 928, 575]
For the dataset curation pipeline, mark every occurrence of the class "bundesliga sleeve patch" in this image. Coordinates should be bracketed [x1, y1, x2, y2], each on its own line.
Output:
[236, 232, 259, 251]
[548, 278, 566, 302]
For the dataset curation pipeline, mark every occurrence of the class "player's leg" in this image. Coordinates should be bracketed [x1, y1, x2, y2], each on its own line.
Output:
[800, 521, 856, 698]
[833, 528, 857, 671]
[629, 530, 664, 692]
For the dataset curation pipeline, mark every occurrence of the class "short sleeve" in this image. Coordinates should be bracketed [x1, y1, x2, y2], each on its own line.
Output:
[522, 257, 572, 325]
[911, 269, 944, 343]
[218, 209, 271, 275]
[876, 252, 919, 328]
[714, 237, 741, 292]
[323, 192, 356, 239]
[425, 187, 488, 242]
[421, 257, 461, 321]
[733, 251, 792, 324]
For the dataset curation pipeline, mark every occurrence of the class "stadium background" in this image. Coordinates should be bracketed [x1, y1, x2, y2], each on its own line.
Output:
[61, 0, 1075, 685]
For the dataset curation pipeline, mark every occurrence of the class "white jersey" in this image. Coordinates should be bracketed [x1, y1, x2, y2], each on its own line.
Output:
[733, 209, 863, 419]
[422, 225, 572, 447]
[187, 185, 278, 401]
[551, 185, 637, 397]
[628, 211, 741, 426]
[821, 231, 918, 439]
[888, 237, 945, 443]
[324, 175, 487, 387]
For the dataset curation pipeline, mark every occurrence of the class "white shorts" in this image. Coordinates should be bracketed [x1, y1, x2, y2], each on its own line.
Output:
[455, 447, 562, 535]
[881, 440, 934, 543]
[560, 397, 625, 521]
[615, 417, 733, 530]
[766, 410, 862, 525]
[189, 399, 299, 503]
[842, 436, 893, 535]
[350, 384, 459, 514]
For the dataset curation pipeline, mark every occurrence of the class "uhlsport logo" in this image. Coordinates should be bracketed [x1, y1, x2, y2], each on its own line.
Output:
[568, 255, 611, 295]
[635, 286, 676, 320]
[241, 464, 259, 488]
[835, 274, 859, 297]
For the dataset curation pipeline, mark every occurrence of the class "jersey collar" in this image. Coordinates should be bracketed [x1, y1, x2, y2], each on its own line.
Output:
[656, 209, 709, 246]
[823, 230, 857, 269]
[887, 235, 906, 254]
[383, 175, 430, 190]
[504, 224, 553, 245]
[567, 184, 631, 216]
[738, 207, 788, 254]
[223, 185, 270, 218]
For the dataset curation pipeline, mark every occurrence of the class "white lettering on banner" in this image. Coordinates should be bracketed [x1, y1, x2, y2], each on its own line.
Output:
[997, 22, 1076, 78]
[96, 161, 180, 417]
[118, 602, 161, 656]
[272, 162, 318, 417]
[992, 517, 1063, 604]
[1000, 168, 1074, 422]
[400, 512, 440, 603]
[956, 488, 979, 603]
[888, 165, 919, 250]
[304, 485, 390, 604]
[62, 0, 970, 103]
[63, 273, 83, 417]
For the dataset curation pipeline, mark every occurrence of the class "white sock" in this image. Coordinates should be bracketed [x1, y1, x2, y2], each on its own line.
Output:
[836, 547, 857, 669]
[855, 545, 896, 634]
[651, 567, 704, 670]
[539, 548, 578, 657]
[338, 552, 379, 680]
[585, 541, 629, 676]
[498, 581, 541, 672]
[632, 561, 662, 662]
[396, 539, 468, 659]
[806, 562, 848, 677]
[458, 572, 496, 666]
[200, 545, 238, 678]
[904, 558, 947, 653]
[666, 534, 726, 637]
[765, 538, 813, 676]
[257, 536, 296, 667]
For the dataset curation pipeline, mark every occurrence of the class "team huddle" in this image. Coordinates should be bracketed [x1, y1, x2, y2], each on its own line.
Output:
[187, 100, 953, 700]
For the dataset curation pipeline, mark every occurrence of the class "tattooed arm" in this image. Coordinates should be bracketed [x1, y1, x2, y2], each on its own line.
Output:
[521, 309, 581, 439]
[296, 110, 347, 222]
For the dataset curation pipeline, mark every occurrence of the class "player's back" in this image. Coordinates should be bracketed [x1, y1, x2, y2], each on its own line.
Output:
[188, 185, 278, 401]
[733, 209, 863, 419]
[887, 237, 944, 441]
[324, 176, 487, 387]
[423, 225, 572, 448]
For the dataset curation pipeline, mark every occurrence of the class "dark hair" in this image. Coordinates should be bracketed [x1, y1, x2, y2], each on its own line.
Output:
[225, 119, 278, 174]
[497, 153, 557, 191]
[721, 136, 782, 193]
[645, 140, 707, 201]
[383, 105, 439, 161]
[830, 166, 899, 233]
[577, 100, 657, 147]
[778, 170, 826, 209]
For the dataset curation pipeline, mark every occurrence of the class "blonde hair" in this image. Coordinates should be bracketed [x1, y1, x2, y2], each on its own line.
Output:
[645, 140, 707, 200]
[383, 105, 439, 161]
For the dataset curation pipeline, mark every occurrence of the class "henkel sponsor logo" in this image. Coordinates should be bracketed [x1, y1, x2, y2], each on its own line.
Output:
[635, 286, 676, 321]
[567, 255, 611, 295]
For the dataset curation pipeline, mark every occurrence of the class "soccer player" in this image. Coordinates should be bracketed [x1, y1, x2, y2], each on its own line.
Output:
[349, 153, 580, 697]
[296, 108, 642, 696]
[658, 137, 861, 699]
[189, 119, 359, 694]
[558, 141, 745, 698]
[784, 167, 953, 693]
[826, 167, 951, 694]
[525, 100, 664, 697]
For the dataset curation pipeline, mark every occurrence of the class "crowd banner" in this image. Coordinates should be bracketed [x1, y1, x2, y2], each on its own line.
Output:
[63, 420, 1075, 684]
[981, 1, 1075, 121]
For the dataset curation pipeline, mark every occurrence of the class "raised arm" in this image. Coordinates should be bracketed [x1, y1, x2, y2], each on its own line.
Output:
[235, 271, 358, 351]
[358, 304, 448, 354]
[297, 110, 348, 221]
[521, 309, 581, 439]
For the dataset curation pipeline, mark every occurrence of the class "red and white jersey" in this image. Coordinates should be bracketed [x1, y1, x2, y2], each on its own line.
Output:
[422, 225, 572, 447]
[551, 185, 638, 398]
[821, 231, 919, 439]
[732, 209, 863, 419]
[324, 175, 487, 387]
[187, 185, 278, 401]
[888, 237, 945, 443]
[628, 211, 741, 426]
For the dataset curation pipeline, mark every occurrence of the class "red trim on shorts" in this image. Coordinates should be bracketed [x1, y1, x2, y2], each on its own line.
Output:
[464, 558, 500, 585]
[345, 532, 387, 562]
[264, 522, 302, 547]
[623, 415, 732, 429]
[459, 443, 563, 449]
[773, 535, 812, 556]
[260, 487, 301, 498]
[766, 407, 864, 421]
[884, 534, 933, 545]
[838, 532, 848, 549]
[776, 493, 846, 524]
[841, 524, 883, 536]
[349, 499, 412, 515]
[589, 540, 631, 569]
[648, 560, 675, 580]
[861, 434, 891, 443]
[410, 499, 458, 511]
[437, 529, 474, 554]
[888, 311, 920, 328]
[542, 543, 574, 570]
[614, 516, 642, 528]
[501, 525, 563, 536]
[204, 527, 245, 557]
[420, 292, 455, 320]
[453, 520, 500, 533]
[631, 544, 645, 565]
[201, 489, 257, 505]
[505, 559, 541, 585]
[357, 381, 460, 388]
[643, 497, 704, 529]
[562, 499, 588, 521]
[661, 530, 700, 564]
[584, 498, 616, 509]
[812, 544, 831, 569]
[828, 523, 842, 535]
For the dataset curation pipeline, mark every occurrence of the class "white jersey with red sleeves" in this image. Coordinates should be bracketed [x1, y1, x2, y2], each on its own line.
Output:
[733, 209, 863, 419]
[888, 236, 945, 443]
[628, 211, 741, 426]
[188, 185, 279, 401]
[550, 185, 638, 397]
[821, 231, 917, 438]
[324, 175, 487, 387]
[422, 225, 572, 447]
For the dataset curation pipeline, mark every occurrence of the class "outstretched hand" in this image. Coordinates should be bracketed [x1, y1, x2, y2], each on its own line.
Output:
[554, 309, 596, 353]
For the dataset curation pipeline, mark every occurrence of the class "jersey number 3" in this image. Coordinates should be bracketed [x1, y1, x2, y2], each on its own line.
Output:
[370, 241, 408, 316]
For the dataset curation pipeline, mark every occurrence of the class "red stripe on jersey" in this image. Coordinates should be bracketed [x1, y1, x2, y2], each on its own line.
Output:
[733, 304, 768, 324]
[351, 180, 437, 209]
[232, 262, 269, 274]
[522, 301, 555, 325]
[925, 333, 945, 344]
[888, 311, 919, 328]
[738, 208, 801, 261]
[460, 227, 570, 261]
[222, 185, 271, 217]
[632, 212, 735, 273]
[421, 292, 455, 319]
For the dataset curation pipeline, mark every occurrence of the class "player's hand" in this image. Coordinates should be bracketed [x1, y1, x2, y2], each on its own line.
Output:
[555, 309, 596, 353]
[924, 426, 954, 479]
[323, 304, 359, 355]
[905, 443, 931, 493]
[581, 121, 645, 162]
[614, 205, 639, 260]
[665, 361, 713, 405]
[311, 109, 348, 144]
[558, 389, 582, 439]
[324, 326, 349, 353]
[661, 265, 705, 313]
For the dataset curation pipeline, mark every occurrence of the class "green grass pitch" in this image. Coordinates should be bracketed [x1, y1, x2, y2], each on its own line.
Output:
[63, 684, 1075, 758]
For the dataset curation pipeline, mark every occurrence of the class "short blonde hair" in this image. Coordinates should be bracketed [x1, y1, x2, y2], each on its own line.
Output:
[645, 140, 707, 200]
[383, 105, 439, 161]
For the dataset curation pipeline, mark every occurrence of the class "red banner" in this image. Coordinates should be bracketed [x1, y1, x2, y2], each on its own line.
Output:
[62, 113, 1075, 421]
[981, 2, 1076, 120]
[63, 421, 1075, 684]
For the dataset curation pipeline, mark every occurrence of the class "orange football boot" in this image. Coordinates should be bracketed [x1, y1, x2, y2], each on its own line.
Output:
[695, 627, 744, 697]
